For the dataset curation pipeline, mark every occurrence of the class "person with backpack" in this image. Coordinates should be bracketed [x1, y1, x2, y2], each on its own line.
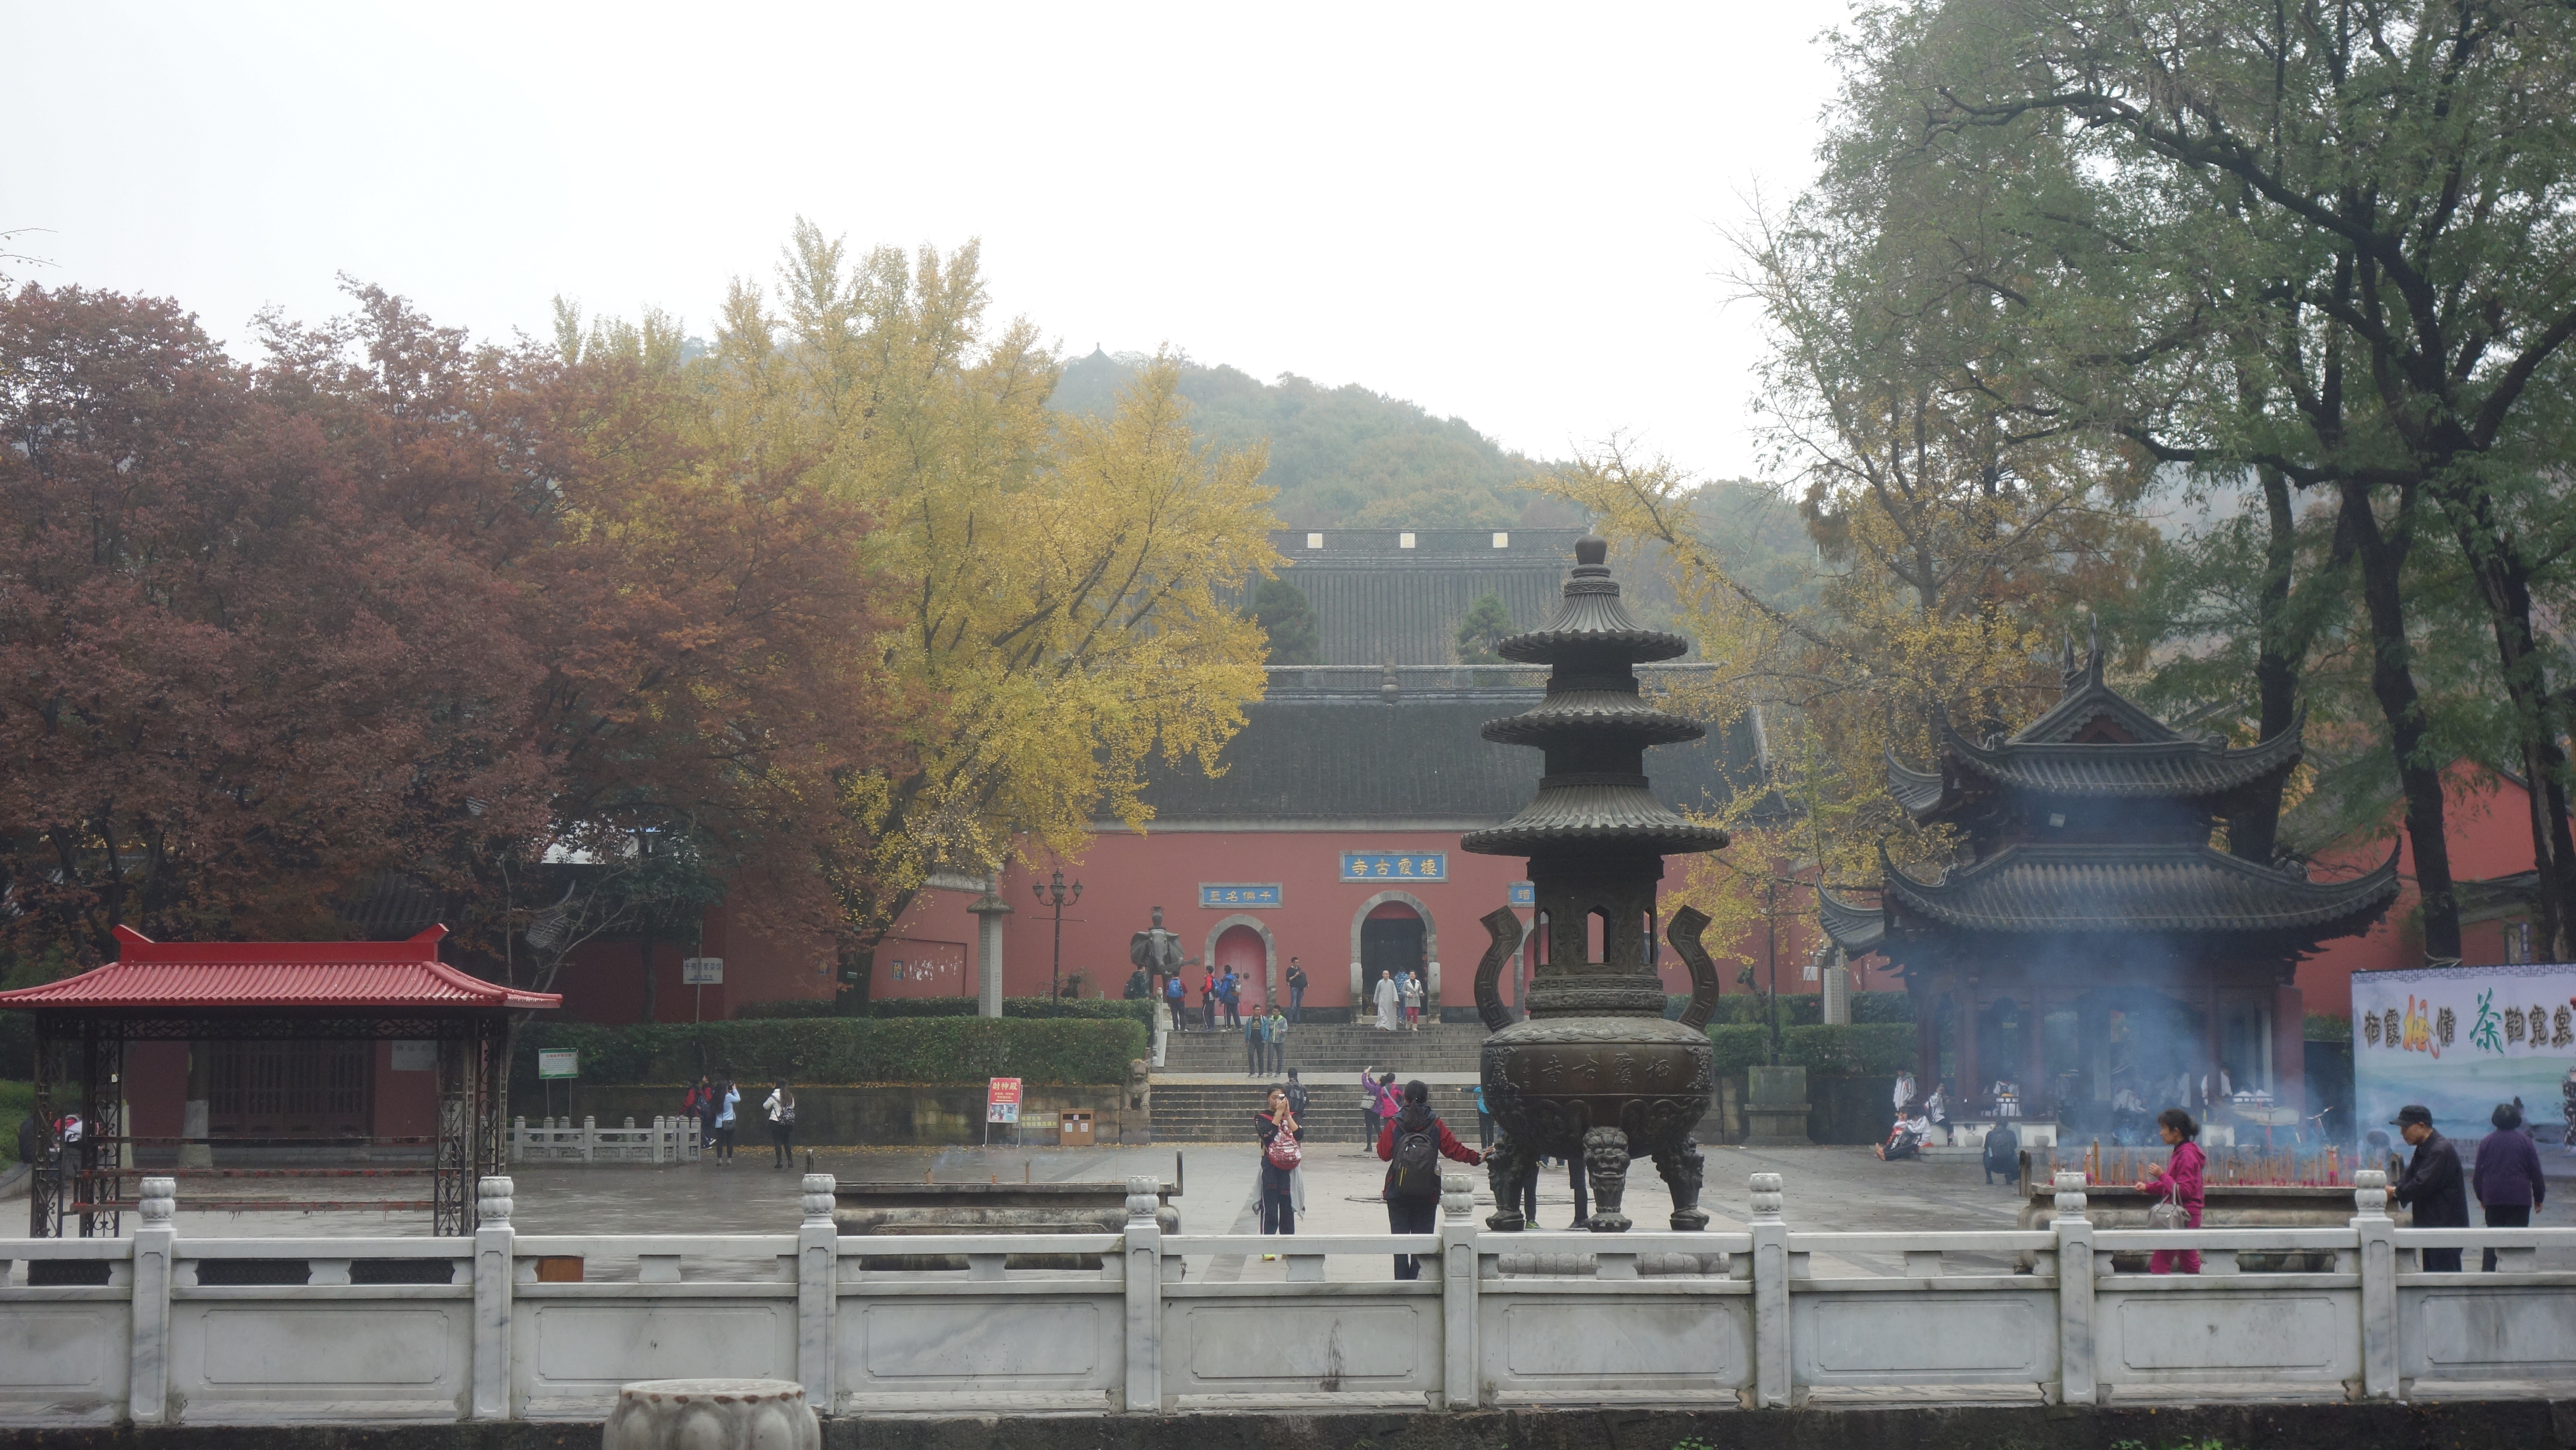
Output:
[1377, 1079, 1481, 1278]
[762, 1079, 797, 1168]
[1285, 958, 1308, 1023]
[1164, 972, 1187, 1031]
[685, 1075, 718, 1154]
[1255, 1086, 1305, 1249]
[1199, 966, 1218, 1031]
[1982, 1119, 2021, 1187]
[1218, 968, 1242, 1026]
[1284, 1069, 1309, 1119]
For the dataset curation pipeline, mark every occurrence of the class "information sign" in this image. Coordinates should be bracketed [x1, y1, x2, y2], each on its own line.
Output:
[681, 957, 724, 985]
[986, 1077, 1023, 1124]
[537, 1049, 579, 1080]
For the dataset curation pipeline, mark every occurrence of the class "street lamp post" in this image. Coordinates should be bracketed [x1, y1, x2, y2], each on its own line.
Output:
[1033, 870, 1083, 1001]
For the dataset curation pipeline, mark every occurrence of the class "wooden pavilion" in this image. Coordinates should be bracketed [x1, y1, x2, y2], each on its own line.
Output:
[0, 925, 556, 1236]
[1821, 638, 2399, 1131]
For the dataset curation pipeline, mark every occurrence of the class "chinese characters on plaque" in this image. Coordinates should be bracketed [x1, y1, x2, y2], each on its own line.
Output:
[1339, 851, 1447, 883]
[1198, 883, 1284, 909]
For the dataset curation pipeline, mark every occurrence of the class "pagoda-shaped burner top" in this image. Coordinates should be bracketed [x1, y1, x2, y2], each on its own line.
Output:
[1461, 536, 1729, 1234]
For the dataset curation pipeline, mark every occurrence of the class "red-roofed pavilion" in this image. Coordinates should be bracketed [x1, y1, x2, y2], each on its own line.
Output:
[0, 925, 557, 1236]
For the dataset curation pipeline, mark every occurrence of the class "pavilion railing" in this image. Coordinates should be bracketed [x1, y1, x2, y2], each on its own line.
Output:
[0, 1168, 2567, 1424]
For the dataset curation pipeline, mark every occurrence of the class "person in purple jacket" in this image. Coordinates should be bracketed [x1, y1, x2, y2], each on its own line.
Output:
[2473, 1101, 2547, 1273]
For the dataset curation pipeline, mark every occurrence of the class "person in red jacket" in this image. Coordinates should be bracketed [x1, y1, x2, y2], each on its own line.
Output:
[1375, 1079, 1482, 1279]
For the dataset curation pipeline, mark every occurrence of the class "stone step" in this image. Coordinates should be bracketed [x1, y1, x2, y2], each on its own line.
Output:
[1146, 1081, 1485, 1143]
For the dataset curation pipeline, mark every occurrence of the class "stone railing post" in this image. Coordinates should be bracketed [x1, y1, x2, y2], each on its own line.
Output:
[2050, 1170, 2096, 1405]
[1438, 1172, 1479, 1409]
[127, 1176, 177, 1425]
[796, 1174, 837, 1411]
[582, 1115, 597, 1165]
[1121, 1175, 1162, 1412]
[1748, 1172, 1790, 1408]
[509, 1115, 524, 1164]
[2351, 1168, 2397, 1400]
[472, 1175, 515, 1420]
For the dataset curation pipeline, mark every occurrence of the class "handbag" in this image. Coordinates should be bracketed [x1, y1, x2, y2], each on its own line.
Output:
[1265, 1127, 1303, 1170]
[2148, 1178, 2188, 1231]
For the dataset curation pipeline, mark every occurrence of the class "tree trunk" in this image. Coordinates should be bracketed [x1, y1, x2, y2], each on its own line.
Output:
[2230, 462, 2303, 864]
[2448, 506, 2574, 960]
[2341, 480, 2460, 961]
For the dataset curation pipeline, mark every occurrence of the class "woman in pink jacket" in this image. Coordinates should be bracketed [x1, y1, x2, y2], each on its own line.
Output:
[2137, 1107, 2206, 1274]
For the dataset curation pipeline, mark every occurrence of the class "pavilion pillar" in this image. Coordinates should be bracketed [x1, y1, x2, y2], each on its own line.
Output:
[1957, 977, 1981, 1115]
[968, 881, 1012, 1020]
[2273, 983, 2306, 1117]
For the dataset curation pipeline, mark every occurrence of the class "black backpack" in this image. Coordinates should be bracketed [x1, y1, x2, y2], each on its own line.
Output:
[1387, 1114, 1444, 1200]
[1285, 1083, 1309, 1115]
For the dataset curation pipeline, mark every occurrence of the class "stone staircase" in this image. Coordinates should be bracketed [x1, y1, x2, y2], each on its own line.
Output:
[1157, 1021, 1485, 1075]
[1146, 1079, 1485, 1144]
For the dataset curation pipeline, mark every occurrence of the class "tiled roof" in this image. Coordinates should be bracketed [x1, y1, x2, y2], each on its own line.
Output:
[1879, 842, 2400, 936]
[1269, 529, 1586, 666]
[1481, 688, 1706, 748]
[1885, 752, 1946, 815]
[1937, 716, 2302, 800]
[1817, 888, 1888, 954]
[1132, 694, 1752, 825]
[2005, 646, 2180, 745]
[0, 926, 561, 1011]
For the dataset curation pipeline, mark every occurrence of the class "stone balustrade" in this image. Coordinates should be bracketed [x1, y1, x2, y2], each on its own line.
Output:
[508, 1114, 700, 1164]
[3, 1167, 2569, 1423]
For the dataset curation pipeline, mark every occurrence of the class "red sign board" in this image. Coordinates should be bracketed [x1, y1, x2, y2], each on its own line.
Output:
[986, 1077, 1023, 1123]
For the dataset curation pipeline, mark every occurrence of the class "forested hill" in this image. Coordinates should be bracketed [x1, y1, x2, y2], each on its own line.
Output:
[1049, 348, 1582, 531]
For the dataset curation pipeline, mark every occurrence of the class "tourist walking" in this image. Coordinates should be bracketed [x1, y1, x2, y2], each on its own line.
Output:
[712, 1077, 741, 1164]
[1219, 968, 1243, 1026]
[1200, 966, 1218, 1031]
[1242, 1005, 1265, 1076]
[1264, 1003, 1288, 1075]
[1377, 1079, 1481, 1279]
[2472, 1101, 2543, 1272]
[1256, 1086, 1304, 1247]
[762, 1079, 796, 1168]
[1372, 970, 1401, 1031]
[1150, 991, 1173, 1069]
[2390, 1104, 2468, 1272]
[1284, 1069, 1309, 1118]
[2138, 1107, 2205, 1275]
[1286, 958, 1308, 1023]
[1402, 971, 1424, 1030]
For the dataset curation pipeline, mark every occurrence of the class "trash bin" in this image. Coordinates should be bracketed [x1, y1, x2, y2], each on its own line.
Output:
[1058, 1111, 1095, 1148]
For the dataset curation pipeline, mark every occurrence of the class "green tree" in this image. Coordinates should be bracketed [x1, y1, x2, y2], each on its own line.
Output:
[1454, 592, 1515, 664]
[1880, 0, 2576, 958]
[1250, 578, 1321, 665]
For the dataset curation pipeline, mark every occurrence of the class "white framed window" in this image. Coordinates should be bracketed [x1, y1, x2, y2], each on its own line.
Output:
[1305, 532, 1324, 549]
[1492, 531, 1510, 548]
[1398, 532, 1417, 549]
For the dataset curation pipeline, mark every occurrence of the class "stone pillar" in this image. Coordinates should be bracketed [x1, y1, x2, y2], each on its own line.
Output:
[1820, 959, 1851, 1026]
[471, 1176, 515, 1420]
[128, 1176, 176, 1425]
[179, 1044, 212, 1169]
[1747, 1172, 1790, 1408]
[1426, 957, 1441, 1013]
[2353, 1169, 2398, 1399]
[2050, 1170, 2095, 1405]
[969, 881, 1013, 1019]
[1121, 1174, 1163, 1411]
[1438, 1172, 1478, 1407]
[603, 1380, 820, 1450]
[1349, 959, 1365, 1018]
[796, 1174, 837, 1410]
[2025, 994, 2051, 1120]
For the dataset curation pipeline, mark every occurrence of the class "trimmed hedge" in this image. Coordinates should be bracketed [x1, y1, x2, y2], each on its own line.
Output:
[736, 996, 1153, 1024]
[514, 1016, 1146, 1090]
[1703, 1022, 1916, 1077]
[1668, 991, 1912, 1027]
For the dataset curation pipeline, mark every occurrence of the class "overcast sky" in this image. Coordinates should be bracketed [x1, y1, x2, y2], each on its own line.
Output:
[3, 2, 1849, 481]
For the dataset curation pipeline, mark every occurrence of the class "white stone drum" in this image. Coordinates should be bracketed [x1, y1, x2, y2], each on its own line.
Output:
[604, 1379, 819, 1450]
